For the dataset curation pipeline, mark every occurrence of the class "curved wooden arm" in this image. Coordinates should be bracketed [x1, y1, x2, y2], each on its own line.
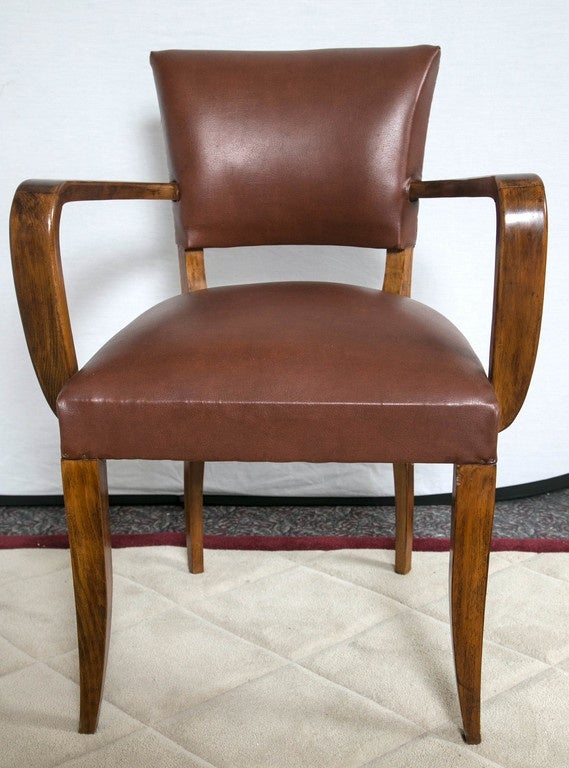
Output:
[409, 175, 547, 431]
[10, 180, 179, 412]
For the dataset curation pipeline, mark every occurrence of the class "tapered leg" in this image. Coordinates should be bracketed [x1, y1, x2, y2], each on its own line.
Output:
[450, 463, 496, 744]
[394, 462, 414, 574]
[184, 460, 205, 573]
[62, 459, 112, 734]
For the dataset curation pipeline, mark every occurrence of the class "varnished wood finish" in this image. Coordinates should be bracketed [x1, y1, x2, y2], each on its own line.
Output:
[178, 247, 207, 572]
[450, 463, 496, 745]
[179, 248, 207, 293]
[383, 248, 415, 574]
[409, 175, 547, 430]
[489, 179, 547, 430]
[393, 462, 414, 575]
[383, 247, 414, 297]
[10, 180, 178, 412]
[62, 459, 112, 734]
[184, 460, 205, 573]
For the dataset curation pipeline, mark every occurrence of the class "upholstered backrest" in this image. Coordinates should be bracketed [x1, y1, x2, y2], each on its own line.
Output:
[151, 47, 440, 250]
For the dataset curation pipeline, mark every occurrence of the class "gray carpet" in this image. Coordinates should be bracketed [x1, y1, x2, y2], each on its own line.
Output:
[1, 488, 568, 538]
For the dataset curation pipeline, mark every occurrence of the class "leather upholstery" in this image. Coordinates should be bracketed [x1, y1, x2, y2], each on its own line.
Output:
[151, 47, 440, 249]
[57, 282, 498, 463]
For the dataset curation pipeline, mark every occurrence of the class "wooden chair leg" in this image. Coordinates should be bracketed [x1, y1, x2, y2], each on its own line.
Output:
[394, 462, 414, 574]
[62, 458, 112, 734]
[450, 463, 496, 745]
[184, 460, 205, 574]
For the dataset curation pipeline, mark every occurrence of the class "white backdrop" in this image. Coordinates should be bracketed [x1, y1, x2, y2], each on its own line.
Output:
[1, 0, 567, 497]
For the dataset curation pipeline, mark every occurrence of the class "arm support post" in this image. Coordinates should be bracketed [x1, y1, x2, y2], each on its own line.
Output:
[409, 175, 547, 431]
[10, 180, 179, 412]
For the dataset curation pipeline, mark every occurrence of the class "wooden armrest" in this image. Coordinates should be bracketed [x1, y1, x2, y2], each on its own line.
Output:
[10, 180, 179, 412]
[409, 175, 547, 430]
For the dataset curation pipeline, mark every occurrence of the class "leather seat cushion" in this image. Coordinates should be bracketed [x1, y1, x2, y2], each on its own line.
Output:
[56, 282, 499, 463]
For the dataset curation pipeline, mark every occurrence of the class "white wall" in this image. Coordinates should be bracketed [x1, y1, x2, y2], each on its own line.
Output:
[1, 0, 567, 496]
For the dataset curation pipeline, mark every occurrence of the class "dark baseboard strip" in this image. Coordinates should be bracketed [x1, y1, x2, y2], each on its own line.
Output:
[1, 472, 567, 508]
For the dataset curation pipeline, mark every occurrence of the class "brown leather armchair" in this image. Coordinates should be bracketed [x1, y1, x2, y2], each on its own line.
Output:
[10, 47, 547, 744]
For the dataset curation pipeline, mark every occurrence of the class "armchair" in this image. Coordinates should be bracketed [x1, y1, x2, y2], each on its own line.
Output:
[10, 47, 546, 744]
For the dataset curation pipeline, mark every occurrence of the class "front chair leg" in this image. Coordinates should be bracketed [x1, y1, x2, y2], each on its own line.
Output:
[450, 463, 496, 744]
[184, 460, 205, 573]
[394, 462, 414, 574]
[62, 458, 112, 734]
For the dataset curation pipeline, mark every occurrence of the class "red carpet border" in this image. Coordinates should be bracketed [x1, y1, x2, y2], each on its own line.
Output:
[1, 533, 567, 552]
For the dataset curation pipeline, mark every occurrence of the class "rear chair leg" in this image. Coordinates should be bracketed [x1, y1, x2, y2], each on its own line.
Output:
[450, 463, 496, 744]
[394, 462, 414, 574]
[62, 458, 112, 734]
[184, 460, 205, 573]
